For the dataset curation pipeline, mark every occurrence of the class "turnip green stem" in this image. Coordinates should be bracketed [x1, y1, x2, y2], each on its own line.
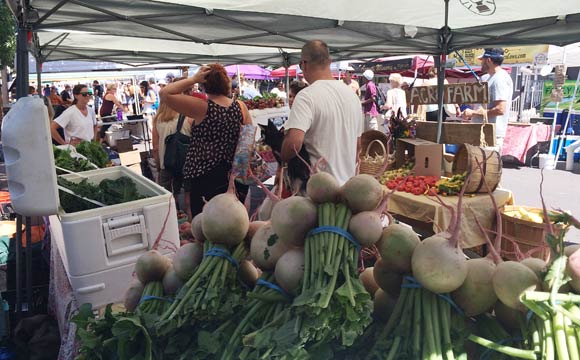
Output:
[467, 335, 538, 359]
[544, 317, 555, 360]
[553, 311, 569, 360]
[422, 289, 437, 360]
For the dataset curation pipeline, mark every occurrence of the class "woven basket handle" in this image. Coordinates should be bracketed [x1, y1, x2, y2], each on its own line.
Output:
[365, 139, 387, 158]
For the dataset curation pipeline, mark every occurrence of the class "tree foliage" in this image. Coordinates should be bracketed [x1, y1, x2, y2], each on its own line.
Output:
[0, 2, 16, 68]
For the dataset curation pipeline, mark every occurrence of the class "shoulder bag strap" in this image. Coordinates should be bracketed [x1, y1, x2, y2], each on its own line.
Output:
[176, 114, 186, 132]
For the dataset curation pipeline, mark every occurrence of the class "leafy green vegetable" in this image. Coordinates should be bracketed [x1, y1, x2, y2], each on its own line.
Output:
[58, 176, 144, 213]
[53, 146, 96, 173]
[76, 141, 110, 168]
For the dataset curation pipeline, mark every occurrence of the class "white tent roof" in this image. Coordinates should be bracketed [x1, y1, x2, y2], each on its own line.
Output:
[549, 43, 580, 67]
[25, 0, 580, 66]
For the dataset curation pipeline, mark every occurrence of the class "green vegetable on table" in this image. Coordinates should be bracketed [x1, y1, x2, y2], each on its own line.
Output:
[53, 146, 96, 173]
[76, 141, 110, 168]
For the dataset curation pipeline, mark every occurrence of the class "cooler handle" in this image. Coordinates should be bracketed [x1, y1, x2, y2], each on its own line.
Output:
[103, 214, 148, 257]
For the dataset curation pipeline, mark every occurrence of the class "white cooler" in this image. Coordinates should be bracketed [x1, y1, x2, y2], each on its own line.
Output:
[49, 166, 179, 309]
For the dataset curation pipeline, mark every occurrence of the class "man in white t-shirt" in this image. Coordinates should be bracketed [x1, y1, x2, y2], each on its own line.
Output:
[281, 40, 363, 185]
[462, 48, 513, 148]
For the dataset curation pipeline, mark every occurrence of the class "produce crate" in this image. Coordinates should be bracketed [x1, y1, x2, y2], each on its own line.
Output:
[500, 205, 558, 261]
[105, 127, 131, 147]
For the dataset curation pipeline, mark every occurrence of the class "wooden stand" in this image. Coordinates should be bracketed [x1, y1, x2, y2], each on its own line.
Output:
[416, 122, 496, 147]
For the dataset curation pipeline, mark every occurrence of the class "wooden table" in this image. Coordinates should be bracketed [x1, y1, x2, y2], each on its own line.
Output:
[387, 189, 514, 248]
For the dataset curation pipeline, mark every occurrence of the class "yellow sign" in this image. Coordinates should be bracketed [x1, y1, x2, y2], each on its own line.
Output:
[450, 45, 549, 65]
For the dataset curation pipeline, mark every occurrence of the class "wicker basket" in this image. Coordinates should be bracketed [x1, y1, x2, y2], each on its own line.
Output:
[359, 140, 388, 176]
[500, 205, 559, 261]
[452, 143, 502, 193]
[360, 130, 390, 157]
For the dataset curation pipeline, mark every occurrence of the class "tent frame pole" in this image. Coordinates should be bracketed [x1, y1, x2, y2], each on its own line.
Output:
[436, 0, 451, 144]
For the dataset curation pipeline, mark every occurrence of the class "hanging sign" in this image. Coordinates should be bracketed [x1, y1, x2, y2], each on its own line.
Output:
[449, 45, 549, 65]
[352, 58, 413, 74]
[406, 83, 489, 105]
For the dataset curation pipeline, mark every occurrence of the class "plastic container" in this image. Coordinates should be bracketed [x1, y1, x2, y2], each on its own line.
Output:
[105, 128, 131, 147]
[49, 166, 179, 308]
[538, 154, 555, 170]
[1, 97, 59, 216]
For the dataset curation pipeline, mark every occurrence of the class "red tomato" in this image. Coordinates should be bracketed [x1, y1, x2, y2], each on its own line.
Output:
[412, 188, 423, 195]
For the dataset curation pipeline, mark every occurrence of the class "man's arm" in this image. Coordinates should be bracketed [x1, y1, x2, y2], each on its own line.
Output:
[463, 100, 506, 119]
[281, 129, 305, 162]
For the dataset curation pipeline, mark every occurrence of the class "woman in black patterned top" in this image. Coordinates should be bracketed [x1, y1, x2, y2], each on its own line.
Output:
[160, 64, 250, 217]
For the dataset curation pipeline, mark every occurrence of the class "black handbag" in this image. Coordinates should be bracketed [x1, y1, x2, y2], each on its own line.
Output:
[163, 114, 192, 176]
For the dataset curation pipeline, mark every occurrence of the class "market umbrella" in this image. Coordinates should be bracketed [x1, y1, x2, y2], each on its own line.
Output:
[270, 65, 301, 78]
[224, 64, 271, 80]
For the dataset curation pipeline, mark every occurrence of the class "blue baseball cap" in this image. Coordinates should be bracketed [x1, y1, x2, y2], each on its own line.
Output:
[478, 48, 504, 60]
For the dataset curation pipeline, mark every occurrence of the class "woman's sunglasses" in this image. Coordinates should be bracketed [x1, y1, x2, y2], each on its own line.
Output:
[78, 92, 90, 97]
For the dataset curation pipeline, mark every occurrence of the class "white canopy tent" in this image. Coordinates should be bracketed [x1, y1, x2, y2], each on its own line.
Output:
[8, 0, 580, 141]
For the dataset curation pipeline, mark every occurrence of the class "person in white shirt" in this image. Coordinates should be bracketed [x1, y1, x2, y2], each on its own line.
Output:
[281, 40, 363, 185]
[51, 84, 98, 146]
[381, 73, 407, 117]
[270, 81, 287, 100]
[342, 66, 361, 97]
[462, 48, 513, 148]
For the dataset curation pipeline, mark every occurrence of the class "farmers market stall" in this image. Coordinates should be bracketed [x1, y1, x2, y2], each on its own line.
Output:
[387, 189, 514, 248]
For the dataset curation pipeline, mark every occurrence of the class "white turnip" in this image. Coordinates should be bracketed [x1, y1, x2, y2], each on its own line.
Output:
[239, 260, 261, 287]
[373, 258, 402, 297]
[202, 191, 249, 247]
[275, 248, 305, 295]
[373, 289, 397, 322]
[567, 248, 580, 293]
[411, 179, 470, 294]
[124, 279, 144, 312]
[135, 250, 171, 284]
[306, 172, 340, 204]
[521, 258, 546, 281]
[451, 258, 497, 316]
[172, 242, 203, 281]
[492, 261, 540, 311]
[246, 221, 267, 246]
[340, 174, 383, 213]
[191, 213, 205, 242]
[377, 224, 420, 274]
[360, 267, 379, 296]
[250, 222, 291, 270]
[162, 267, 184, 295]
[271, 196, 317, 247]
[348, 190, 394, 248]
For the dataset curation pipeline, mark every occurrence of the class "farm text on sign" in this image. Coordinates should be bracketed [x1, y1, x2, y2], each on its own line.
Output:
[406, 83, 489, 105]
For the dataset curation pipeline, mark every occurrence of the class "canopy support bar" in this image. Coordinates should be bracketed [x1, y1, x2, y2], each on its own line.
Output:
[66, 0, 207, 43]
[35, 0, 70, 25]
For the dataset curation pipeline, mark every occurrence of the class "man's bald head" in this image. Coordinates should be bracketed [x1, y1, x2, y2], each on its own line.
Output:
[301, 40, 331, 67]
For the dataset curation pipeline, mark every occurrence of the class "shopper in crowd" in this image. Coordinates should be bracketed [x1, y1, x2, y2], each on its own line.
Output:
[231, 80, 240, 101]
[43, 84, 51, 97]
[98, 83, 124, 140]
[140, 81, 157, 115]
[160, 64, 249, 217]
[28, 86, 37, 96]
[152, 101, 192, 217]
[270, 81, 287, 100]
[288, 80, 308, 108]
[281, 40, 362, 185]
[343, 66, 361, 97]
[360, 69, 379, 131]
[462, 48, 513, 148]
[51, 84, 97, 146]
[60, 85, 73, 104]
[49, 86, 64, 106]
[382, 73, 407, 117]
[93, 80, 104, 115]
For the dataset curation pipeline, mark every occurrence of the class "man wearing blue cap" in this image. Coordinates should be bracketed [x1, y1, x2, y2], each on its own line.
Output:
[462, 48, 513, 148]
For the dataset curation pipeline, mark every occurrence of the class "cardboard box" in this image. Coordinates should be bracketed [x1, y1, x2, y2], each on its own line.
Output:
[396, 138, 443, 177]
[115, 138, 134, 153]
[119, 150, 141, 166]
[127, 163, 142, 176]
